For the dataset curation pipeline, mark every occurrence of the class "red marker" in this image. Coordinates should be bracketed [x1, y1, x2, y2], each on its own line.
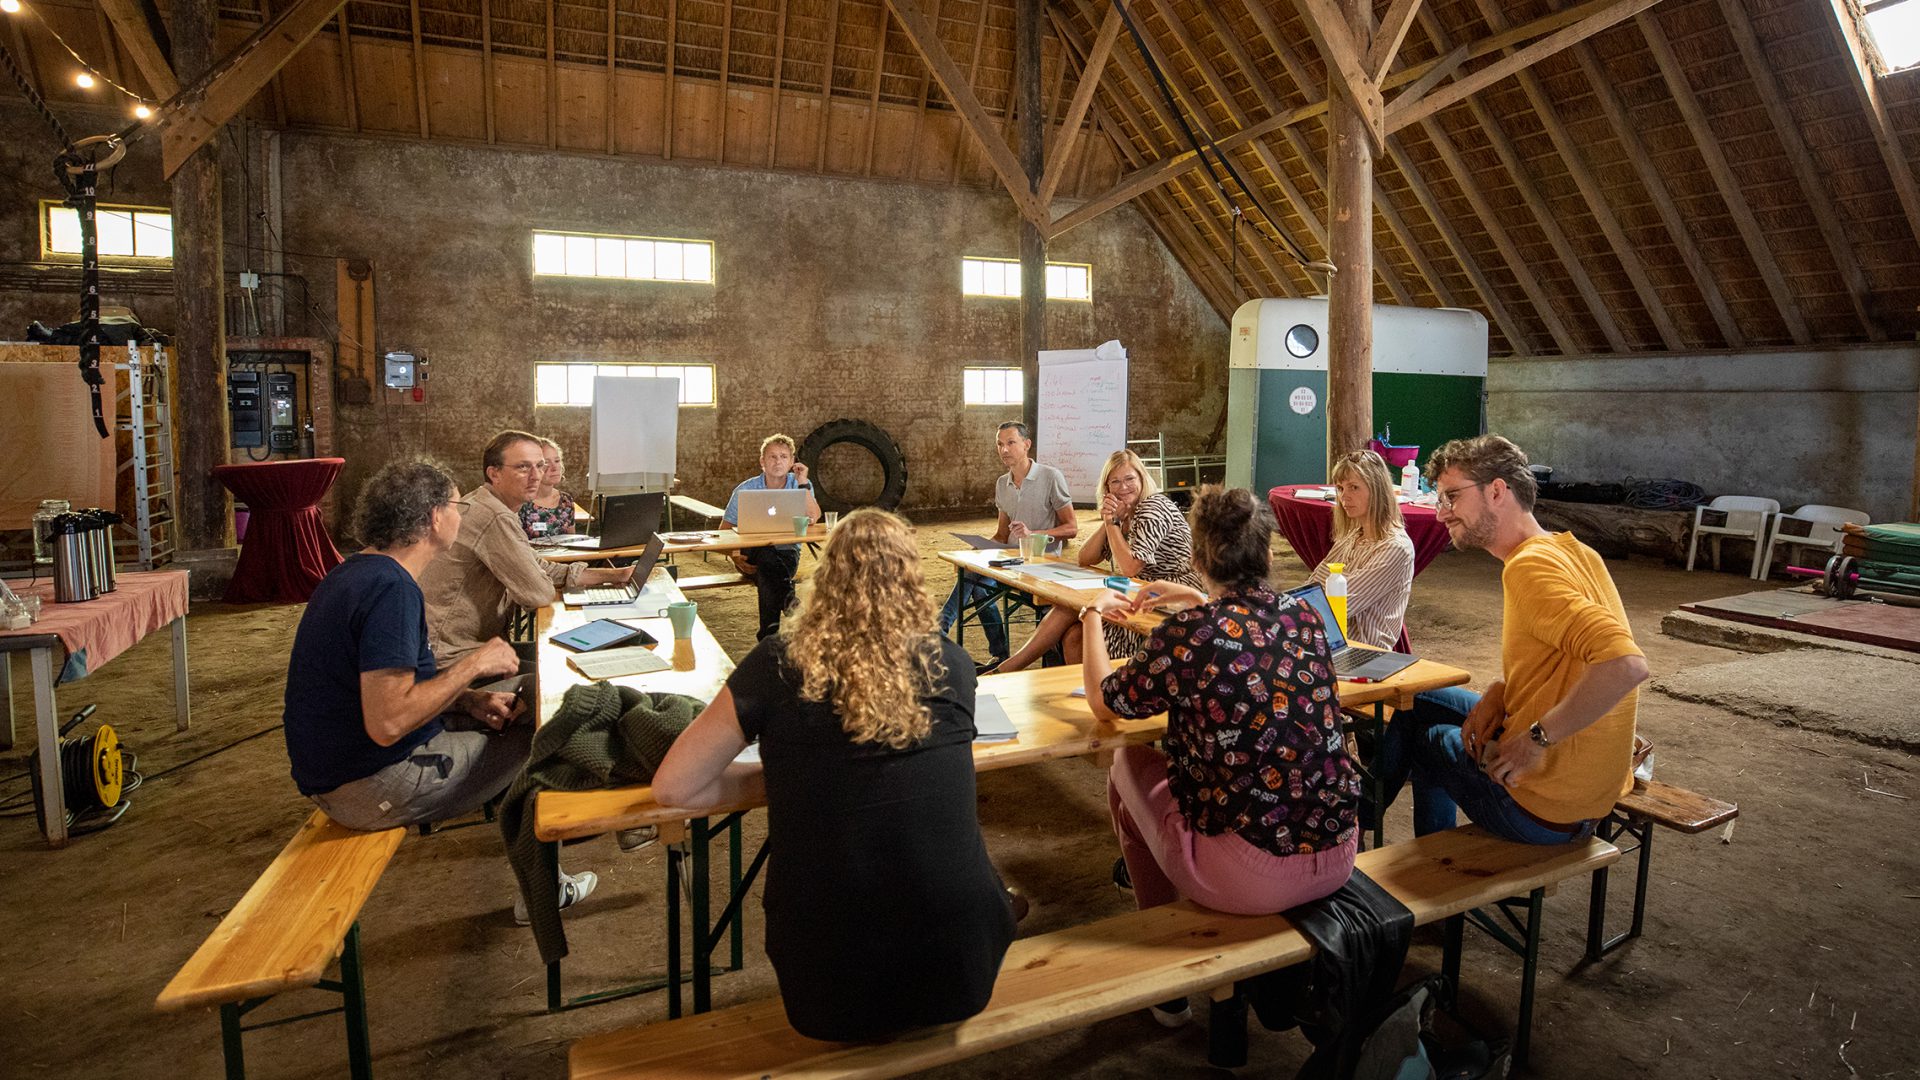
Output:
[1348, 676, 1374, 684]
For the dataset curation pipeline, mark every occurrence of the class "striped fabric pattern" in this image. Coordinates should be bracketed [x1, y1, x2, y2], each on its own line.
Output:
[1308, 525, 1417, 649]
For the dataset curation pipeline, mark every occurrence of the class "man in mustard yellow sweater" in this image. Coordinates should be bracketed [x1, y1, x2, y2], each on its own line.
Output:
[1374, 435, 1650, 843]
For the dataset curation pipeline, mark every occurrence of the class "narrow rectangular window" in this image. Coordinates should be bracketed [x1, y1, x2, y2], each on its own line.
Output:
[43, 202, 173, 261]
[961, 256, 1092, 301]
[531, 230, 715, 284]
[535, 362, 719, 406]
[963, 366, 1023, 405]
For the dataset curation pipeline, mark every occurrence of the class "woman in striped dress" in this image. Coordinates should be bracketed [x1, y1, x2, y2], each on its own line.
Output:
[991, 450, 1202, 673]
[1308, 449, 1416, 649]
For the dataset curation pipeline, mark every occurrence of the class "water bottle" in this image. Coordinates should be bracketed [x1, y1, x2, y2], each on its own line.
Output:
[1325, 563, 1350, 640]
[1400, 462, 1419, 497]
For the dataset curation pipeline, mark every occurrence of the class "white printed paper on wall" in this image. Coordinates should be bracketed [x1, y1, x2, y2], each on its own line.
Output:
[1038, 340, 1128, 505]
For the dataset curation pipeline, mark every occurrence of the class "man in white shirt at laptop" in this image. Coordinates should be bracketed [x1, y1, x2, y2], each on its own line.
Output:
[938, 421, 1077, 669]
[723, 433, 821, 640]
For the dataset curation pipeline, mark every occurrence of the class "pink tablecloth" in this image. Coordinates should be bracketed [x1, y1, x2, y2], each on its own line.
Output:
[0, 570, 188, 683]
[1267, 485, 1454, 575]
[214, 458, 345, 604]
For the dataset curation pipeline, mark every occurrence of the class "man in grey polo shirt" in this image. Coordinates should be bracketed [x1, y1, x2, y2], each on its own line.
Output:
[939, 421, 1078, 667]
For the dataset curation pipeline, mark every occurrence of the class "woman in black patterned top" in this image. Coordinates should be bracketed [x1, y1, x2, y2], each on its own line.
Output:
[1081, 486, 1359, 924]
[518, 438, 577, 540]
[994, 450, 1202, 672]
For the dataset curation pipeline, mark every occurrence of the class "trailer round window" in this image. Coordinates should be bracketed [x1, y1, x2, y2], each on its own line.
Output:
[1284, 324, 1318, 358]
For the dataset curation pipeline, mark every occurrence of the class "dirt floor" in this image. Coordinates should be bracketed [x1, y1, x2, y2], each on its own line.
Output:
[2, 510, 1917, 1079]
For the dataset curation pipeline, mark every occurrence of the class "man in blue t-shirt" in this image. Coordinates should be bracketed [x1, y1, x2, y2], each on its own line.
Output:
[284, 459, 598, 919]
[722, 433, 821, 639]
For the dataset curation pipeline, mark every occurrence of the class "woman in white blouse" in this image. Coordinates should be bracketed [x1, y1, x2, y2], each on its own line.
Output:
[1308, 449, 1417, 649]
[991, 450, 1200, 673]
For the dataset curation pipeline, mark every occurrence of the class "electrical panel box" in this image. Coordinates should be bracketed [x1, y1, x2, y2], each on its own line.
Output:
[228, 371, 263, 448]
[383, 352, 418, 389]
[267, 372, 297, 452]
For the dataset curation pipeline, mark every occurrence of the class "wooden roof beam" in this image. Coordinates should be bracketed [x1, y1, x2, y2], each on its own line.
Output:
[160, 0, 350, 177]
[815, 0, 842, 171]
[902, 0, 1039, 215]
[1289, 0, 1386, 150]
[1718, 0, 1882, 340]
[1464, 0, 1681, 350]
[1386, 0, 1663, 134]
[1636, 9, 1809, 344]
[98, 0, 179, 98]
[1367, 0, 1425, 83]
[1824, 0, 1920, 259]
[1554, 0, 1743, 347]
[1038, 5, 1121, 207]
[1413, 7, 1619, 351]
[1233, 1, 1458, 308]
[1384, 139, 1532, 352]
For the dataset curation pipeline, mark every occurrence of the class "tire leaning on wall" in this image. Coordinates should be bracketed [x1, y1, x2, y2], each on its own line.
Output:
[798, 419, 909, 514]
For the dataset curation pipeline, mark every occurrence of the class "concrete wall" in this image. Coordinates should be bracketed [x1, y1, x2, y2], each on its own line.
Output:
[1489, 346, 1920, 522]
[272, 133, 1228, 518]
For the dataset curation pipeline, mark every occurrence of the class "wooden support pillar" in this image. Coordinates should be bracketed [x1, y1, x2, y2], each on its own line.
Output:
[170, 0, 231, 551]
[1326, 0, 1373, 466]
[1017, 0, 1044, 438]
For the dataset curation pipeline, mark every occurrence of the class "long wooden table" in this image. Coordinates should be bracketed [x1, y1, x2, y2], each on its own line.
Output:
[939, 547, 1165, 636]
[538, 526, 831, 564]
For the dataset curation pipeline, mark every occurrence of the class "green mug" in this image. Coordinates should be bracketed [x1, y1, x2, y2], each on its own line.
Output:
[667, 601, 698, 640]
[791, 515, 811, 538]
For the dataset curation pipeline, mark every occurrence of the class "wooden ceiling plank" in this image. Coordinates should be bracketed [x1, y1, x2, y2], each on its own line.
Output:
[1234, 2, 1454, 306]
[99, 0, 180, 98]
[948, 0, 995, 185]
[1464, 0, 1679, 350]
[717, 0, 733, 162]
[889, 0, 1043, 220]
[1717, 0, 1881, 340]
[604, 0, 617, 155]
[769, 0, 788, 165]
[1385, 139, 1532, 351]
[93, 7, 125, 87]
[1288, 0, 1386, 149]
[905, 0, 940, 175]
[480, 0, 495, 142]
[1367, 0, 1425, 83]
[410, 0, 430, 138]
[1385, 0, 1662, 135]
[1636, 9, 1810, 344]
[160, 0, 350, 177]
[1558, 3, 1743, 347]
[865, 5, 890, 174]
[258, 0, 288, 127]
[1824, 0, 1920, 260]
[665, 0, 679, 160]
[817, 0, 842, 171]
[546, 0, 558, 149]
[1419, 121, 1582, 354]
[1038, 5, 1121, 206]
[1416, 8, 1623, 352]
[336, 9, 359, 133]
[1382, 43, 1464, 115]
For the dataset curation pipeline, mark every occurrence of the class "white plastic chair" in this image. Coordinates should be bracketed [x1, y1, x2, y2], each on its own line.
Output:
[1758, 504, 1870, 578]
[1686, 496, 1780, 579]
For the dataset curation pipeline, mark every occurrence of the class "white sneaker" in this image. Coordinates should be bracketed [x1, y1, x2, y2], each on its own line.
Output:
[1149, 997, 1194, 1028]
[513, 869, 599, 926]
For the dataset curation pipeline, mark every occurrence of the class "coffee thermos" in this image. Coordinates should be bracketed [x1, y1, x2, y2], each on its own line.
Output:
[83, 508, 119, 594]
[49, 513, 94, 603]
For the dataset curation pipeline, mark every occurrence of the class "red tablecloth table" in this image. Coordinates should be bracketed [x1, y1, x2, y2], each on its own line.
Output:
[1267, 484, 1454, 574]
[213, 458, 345, 604]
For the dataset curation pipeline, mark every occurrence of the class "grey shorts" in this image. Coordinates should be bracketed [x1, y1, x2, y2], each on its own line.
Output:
[311, 718, 533, 831]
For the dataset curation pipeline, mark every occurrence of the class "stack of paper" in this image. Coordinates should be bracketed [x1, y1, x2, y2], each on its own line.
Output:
[567, 646, 671, 680]
[974, 693, 1018, 743]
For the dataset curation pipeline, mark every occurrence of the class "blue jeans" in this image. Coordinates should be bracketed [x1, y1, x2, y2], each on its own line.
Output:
[1375, 687, 1596, 845]
[939, 572, 1008, 659]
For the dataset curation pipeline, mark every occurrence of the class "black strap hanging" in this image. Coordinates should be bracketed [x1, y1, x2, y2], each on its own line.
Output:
[1107, 0, 1325, 272]
[56, 144, 112, 439]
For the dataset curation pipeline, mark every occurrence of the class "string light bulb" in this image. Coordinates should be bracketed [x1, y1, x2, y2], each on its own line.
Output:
[74, 71, 94, 88]
[0, 1, 22, 15]
[134, 103, 151, 119]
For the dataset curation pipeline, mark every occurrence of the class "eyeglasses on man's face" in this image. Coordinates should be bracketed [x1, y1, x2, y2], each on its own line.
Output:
[1435, 480, 1489, 510]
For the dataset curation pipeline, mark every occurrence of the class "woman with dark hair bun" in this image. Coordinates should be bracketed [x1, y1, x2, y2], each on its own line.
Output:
[1079, 486, 1359, 1027]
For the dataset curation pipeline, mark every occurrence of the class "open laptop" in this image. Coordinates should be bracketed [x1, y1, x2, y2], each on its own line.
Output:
[1285, 583, 1420, 681]
[735, 488, 812, 536]
[563, 534, 670, 610]
[560, 492, 663, 551]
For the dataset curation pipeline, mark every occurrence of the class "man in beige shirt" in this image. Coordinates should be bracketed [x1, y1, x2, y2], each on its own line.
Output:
[423, 430, 633, 663]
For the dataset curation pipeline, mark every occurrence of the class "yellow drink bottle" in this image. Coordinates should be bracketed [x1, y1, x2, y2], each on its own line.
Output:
[1324, 563, 1350, 640]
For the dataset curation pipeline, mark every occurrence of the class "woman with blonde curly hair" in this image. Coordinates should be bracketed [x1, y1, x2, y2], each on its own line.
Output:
[652, 508, 1016, 1041]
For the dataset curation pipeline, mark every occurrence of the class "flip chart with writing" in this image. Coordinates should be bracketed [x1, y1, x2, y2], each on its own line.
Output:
[1037, 341, 1128, 505]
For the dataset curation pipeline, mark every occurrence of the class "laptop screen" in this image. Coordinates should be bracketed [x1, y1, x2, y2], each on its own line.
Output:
[1284, 583, 1348, 651]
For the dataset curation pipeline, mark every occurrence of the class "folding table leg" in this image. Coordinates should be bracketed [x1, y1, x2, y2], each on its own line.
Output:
[31, 648, 65, 847]
[1, 650, 13, 751]
[171, 614, 191, 731]
[339, 922, 375, 1080]
[692, 816, 713, 1013]
[219, 1002, 247, 1080]
[666, 841, 684, 1019]
[1514, 889, 1545, 1068]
